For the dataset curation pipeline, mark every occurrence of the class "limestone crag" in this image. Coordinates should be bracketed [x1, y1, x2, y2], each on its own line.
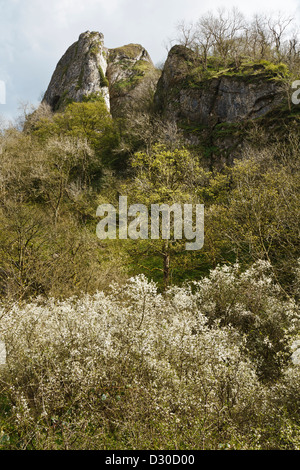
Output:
[107, 44, 159, 116]
[43, 35, 286, 151]
[154, 45, 284, 127]
[107, 44, 153, 84]
[43, 31, 110, 111]
[42, 32, 159, 117]
[175, 76, 283, 124]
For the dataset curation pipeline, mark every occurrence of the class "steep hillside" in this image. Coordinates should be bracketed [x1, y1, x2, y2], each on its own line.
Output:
[41, 33, 300, 168]
[154, 45, 298, 166]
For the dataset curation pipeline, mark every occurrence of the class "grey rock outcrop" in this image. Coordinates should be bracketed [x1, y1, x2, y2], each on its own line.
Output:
[155, 45, 284, 127]
[107, 44, 160, 116]
[42, 32, 159, 117]
[43, 31, 110, 111]
[42, 36, 287, 167]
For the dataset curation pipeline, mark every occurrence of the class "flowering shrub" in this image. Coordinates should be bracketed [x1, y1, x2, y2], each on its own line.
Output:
[0, 261, 299, 449]
[184, 260, 300, 380]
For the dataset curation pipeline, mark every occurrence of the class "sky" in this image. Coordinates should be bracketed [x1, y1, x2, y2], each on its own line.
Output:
[0, 0, 300, 123]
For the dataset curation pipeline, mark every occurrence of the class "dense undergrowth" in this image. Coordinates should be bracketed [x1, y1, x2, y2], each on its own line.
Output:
[0, 8, 300, 449]
[0, 263, 300, 450]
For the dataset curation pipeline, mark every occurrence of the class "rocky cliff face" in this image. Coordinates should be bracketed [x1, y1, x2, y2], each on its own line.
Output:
[43, 31, 110, 111]
[107, 44, 160, 117]
[154, 45, 285, 127]
[42, 31, 159, 116]
[42, 36, 287, 166]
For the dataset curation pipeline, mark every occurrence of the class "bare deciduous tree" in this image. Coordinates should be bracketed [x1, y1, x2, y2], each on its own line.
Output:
[175, 8, 299, 72]
[267, 12, 294, 62]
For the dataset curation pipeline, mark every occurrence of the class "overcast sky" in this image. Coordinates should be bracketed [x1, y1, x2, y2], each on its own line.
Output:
[0, 0, 300, 122]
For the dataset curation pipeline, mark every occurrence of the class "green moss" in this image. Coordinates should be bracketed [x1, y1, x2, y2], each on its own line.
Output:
[133, 60, 152, 75]
[76, 67, 85, 90]
[261, 61, 289, 77]
[98, 66, 109, 87]
[206, 56, 226, 70]
[179, 122, 208, 134]
[90, 45, 100, 56]
[112, 59, 153, 95]
[62, 64, 69, 77]
[213, 122, 243, 138]
[184, 57, 290, 89]
[89, 36, 103, 57]
[55, 91, 73, 110]
[82, 92, 105, 103]
[109, 44, 145, 62]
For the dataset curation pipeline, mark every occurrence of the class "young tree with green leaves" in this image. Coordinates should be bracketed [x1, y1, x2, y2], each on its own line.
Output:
[121, 143, 207, 289]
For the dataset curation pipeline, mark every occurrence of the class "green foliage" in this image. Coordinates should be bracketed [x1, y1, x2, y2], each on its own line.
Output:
[98, 66, 109, 87]
[226, 142, 300, 290]
[0, 269, 299, 449]
[31, 100, 119, 168]
[0, 123, 125, 300]
[186, 58, 290, 89]
[82, 92, 105, 103]
[258, 60, 290, 77]
[120, 143, 208, 289]
[76, 67, 84, 90]
[112, 60, 154, 96]
[109, 44, 146, 61]
[128, 143, 205, 203]
[0, 34, 300, 447]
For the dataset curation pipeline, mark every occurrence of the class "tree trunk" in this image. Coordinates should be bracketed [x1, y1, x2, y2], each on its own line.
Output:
[163, 240, 170, 291]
